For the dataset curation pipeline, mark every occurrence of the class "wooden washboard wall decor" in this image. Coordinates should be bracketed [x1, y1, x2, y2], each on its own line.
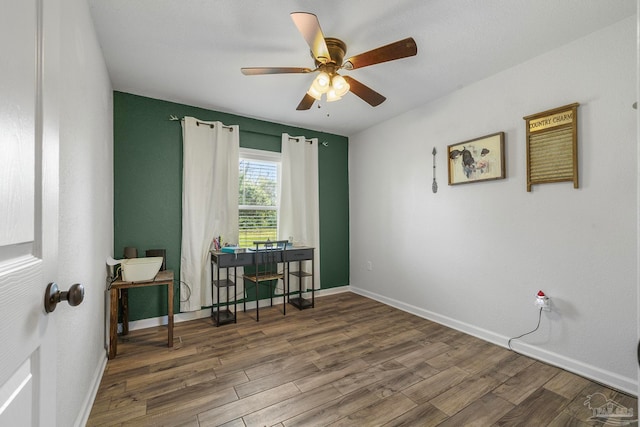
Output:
[523, 103, 579, 192]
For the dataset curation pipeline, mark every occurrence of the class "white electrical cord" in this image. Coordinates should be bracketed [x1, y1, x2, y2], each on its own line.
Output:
[507, 307, 543, 351]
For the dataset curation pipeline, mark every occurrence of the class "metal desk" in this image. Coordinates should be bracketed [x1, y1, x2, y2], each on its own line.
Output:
[210, 247, 315, 322]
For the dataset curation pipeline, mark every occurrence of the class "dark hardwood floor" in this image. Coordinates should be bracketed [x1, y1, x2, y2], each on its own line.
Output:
[87, 292, 637, 426]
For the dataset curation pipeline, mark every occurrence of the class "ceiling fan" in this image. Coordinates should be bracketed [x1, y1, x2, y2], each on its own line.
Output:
[241, 12, 418, 110]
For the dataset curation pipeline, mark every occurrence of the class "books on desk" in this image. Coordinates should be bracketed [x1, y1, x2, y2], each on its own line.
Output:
[220, 243, 293, 254]
[221, 246, 245, 254]
[245, 243, 292, 251]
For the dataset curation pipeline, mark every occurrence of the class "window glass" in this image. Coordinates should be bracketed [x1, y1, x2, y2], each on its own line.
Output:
[238, 149, 280, 247]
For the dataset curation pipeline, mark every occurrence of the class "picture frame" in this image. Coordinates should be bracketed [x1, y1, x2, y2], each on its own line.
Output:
[447, 132, 505, 185]
[523, 103, 579, 192]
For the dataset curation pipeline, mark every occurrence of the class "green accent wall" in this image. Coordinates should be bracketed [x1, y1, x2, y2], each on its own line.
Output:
[114, 92, 349, 321]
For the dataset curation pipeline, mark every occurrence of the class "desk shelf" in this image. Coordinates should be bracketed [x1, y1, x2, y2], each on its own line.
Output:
[289, 296, 313, 309]
[210, 256, 238, 327]
[288, 270, 313, 309]
[213, 278, 235, 287]
[289, 270, 312, 278]
[287, 248, 315, 311]
[212, 309, 235, 324]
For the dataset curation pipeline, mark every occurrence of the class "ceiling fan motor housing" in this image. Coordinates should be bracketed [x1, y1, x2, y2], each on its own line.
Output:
[314, 37, 347, 69]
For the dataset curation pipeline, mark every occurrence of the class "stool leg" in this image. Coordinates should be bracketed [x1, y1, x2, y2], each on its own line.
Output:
[256, 281, 259, 322]
[121, 289, 129, 335]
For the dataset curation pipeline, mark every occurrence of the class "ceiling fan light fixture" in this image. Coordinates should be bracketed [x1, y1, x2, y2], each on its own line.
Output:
[331, 74, 350, 97]
[312, 71, 331, 93]
[307, 84, 323, 101]
[326, 88, 342, 102]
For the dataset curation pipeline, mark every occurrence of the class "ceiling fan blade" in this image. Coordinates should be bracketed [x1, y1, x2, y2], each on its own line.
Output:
[290, 12, 331, 63]
[343, 37, 417, 70]
[296, 93, 316, 110]
[343, 76, 386, 107]
[241, 67, 313, 75]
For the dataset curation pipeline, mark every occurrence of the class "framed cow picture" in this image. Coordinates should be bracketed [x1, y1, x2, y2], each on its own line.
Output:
[447, 132, 505, 185]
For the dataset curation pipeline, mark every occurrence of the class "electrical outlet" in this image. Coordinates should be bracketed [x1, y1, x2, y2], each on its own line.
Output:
[535, 290, 551, 311]
[366, 261, 373, 271]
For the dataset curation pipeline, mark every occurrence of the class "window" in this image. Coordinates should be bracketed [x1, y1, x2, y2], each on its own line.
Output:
[238, 149, 280, 247]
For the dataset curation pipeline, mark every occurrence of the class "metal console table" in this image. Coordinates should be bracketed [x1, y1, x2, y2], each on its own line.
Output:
[210, 245, 315, 323]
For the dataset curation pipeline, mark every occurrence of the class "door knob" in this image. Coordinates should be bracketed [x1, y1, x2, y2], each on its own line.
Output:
[44, 282, 84, 313]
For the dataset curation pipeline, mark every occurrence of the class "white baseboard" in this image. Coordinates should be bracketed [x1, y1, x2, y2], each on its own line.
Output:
[75, 353, 108, 427]
[349, 286, 637, 396]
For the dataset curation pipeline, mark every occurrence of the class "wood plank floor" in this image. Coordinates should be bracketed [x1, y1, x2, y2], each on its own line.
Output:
[87, 292, 637, 426]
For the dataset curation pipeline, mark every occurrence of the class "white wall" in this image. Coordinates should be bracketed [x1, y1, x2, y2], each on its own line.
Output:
[349, 16, 637, 394]
[58, 0, 113, 425]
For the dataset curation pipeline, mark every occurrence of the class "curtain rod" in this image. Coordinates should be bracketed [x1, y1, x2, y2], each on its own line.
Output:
[288, 136, 329, 147]
[169, 115, 234, 131]
[288, 137, 313, 143]
[170, 115, 328, 145]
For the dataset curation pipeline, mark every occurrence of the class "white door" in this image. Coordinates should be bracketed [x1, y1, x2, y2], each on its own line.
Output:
[0, 0, 60, 425]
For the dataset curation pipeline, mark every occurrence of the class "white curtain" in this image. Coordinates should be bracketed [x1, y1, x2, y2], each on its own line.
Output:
[279, 133, 321, 288]
[181, 117, 239, 311]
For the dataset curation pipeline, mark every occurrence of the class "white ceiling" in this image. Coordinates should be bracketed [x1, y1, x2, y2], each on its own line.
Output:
[87, 0, 636, 136]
